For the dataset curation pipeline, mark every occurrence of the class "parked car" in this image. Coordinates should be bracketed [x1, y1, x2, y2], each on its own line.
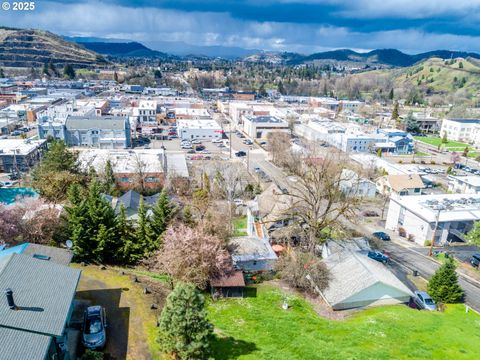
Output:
[181, 144, 192, 149]
[372, 231, 391, 241]
[82, 306, 107, 349]
[243, 139, 253, 145]
[195, 145, 206, 151]
[186, 149, 195, 154]
[191, 140, 202, 144]
[413, 291, 437, 311]
[254, 166, 261, 172]
[11, 130, 22, 136]
[167, 131, 177, 135]
[235, 151, 247, 157]
[233, 198, 244, 206]
[362, 210, 379, 217]
[367, 250, 389, 264]
[470, 253, 480, 267]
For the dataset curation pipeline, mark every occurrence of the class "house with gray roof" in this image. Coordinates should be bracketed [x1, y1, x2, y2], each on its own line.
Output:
[0, 252, 81, 359]
[318, 245, 412, 310]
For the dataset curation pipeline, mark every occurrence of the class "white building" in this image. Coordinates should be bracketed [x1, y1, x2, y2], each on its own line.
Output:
[177, 119, 223, 141]
[448, 175, 480, 194]
[242, 115, 289, 139]
[440, 118, 480, 143]
[339, 169, 376, 198]
[133, 100, 157, 125]
[385, 194, 480, 246]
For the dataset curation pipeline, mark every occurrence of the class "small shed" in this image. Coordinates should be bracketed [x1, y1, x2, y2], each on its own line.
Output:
[211, 271, 246, 298]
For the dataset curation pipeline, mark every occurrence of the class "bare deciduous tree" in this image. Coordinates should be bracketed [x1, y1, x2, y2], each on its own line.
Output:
[267, 132, 291, 166]
[279, 147, 362, 252]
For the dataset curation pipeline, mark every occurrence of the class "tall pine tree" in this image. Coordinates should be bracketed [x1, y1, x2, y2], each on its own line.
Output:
[158, 283, 213, 359]
[135, 196, 156, 254]
[151, 190, 175, 243]
[427, 258, 464, 303]
[117, 205, 143, 264]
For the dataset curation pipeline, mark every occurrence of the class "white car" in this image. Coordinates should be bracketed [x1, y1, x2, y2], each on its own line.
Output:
[191, 140, 202, 144]
[212, 138, 223, 143]
[233, 198, 244, 206]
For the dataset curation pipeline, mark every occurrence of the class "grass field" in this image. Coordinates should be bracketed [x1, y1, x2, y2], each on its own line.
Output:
[208, 284, 480, 360]
[414, 136, 470, 150]
[233, 216, 248, 236]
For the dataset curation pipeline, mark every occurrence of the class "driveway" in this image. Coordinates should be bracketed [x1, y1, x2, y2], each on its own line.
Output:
[73, 265, 169, 360]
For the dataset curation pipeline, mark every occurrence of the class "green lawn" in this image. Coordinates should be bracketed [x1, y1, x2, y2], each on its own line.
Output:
[414, 136, 470, 150]
[208, 285, 480, 359]
[233, 216, 248, 236]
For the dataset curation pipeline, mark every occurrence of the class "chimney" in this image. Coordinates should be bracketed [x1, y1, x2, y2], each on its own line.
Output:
[5, 288, 16, 310]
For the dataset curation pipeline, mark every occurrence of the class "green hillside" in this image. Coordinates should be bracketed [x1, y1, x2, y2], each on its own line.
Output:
[396, 57, 480, 96]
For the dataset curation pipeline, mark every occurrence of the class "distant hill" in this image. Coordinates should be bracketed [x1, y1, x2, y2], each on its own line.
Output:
[77, 41, 172, 58]
[0, 27, 105, 67]
[291, 49, 480, 67]
[393, 57, 480, 94]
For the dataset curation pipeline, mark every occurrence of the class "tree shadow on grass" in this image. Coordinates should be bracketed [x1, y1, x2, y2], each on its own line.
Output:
[210, 335, 258, 359]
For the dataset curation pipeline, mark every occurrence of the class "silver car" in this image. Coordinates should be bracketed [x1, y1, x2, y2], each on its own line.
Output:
[82, 306, 107, 349]
[413, 291, 437, 311]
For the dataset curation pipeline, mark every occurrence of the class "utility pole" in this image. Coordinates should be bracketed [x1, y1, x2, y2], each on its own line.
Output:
[428, 207, 442, 256]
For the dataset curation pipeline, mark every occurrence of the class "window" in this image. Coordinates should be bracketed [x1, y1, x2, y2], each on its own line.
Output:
[145, 176, 159, 183]
[118, 177, 130, 183]
[33, 254, 50, 261]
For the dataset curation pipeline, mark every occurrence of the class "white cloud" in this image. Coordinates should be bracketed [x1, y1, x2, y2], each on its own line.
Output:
[0, 0, 479, 54]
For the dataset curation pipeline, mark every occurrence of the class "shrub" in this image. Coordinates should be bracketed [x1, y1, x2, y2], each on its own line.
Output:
[398, 160, 403, 164]
[430, 160, 436, 165]
[424, 240, 432, 247]
[276, 248, 329, 294]
[79, 350, 104, 360]
[411, 160, 416, 164]
[408, 234, 415, 242]
[398, 227, 407, 237]
[427, 259, 464, 303]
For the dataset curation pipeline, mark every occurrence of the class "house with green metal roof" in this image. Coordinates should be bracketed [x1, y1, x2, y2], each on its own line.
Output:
[0, 252, 81, 359]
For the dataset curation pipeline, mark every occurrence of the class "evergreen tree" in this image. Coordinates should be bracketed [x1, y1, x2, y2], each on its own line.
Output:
[0, 68, 4, 78]
[66, 181, 118, 262]
[49, 62, 58, 77]
[403, 111, 420, 133]
[113, 71, 119, 82]
[427, 259, 464, 303]
[135, 196, 155, 253]
[391, 101, 399, 122]
[183, 206, 195, 227]
[389, 88, 394, 100]
[117, 205, 142, 264]
[277, 80, 285, 95]
[63, 64, 76, 79]
[158, 283, 213, 360]
[463, 146, 470, 157]
[103, 159, 117, 195]
[258, 83, 267, 97]
[151, 190, 175, 243]
[42, 63, 50, 76]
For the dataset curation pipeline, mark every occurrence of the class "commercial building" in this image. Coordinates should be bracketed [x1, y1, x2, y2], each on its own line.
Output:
[64, 116, 131, 149]
[78, 149, 166, 190]
[0, 139, 47, 173]
[385, 194, 480, 245]
[242, 115, 289, 139]
[177, 119, 223, 141]
[440, 118, 480, 143]
[448, 175, 480, 194]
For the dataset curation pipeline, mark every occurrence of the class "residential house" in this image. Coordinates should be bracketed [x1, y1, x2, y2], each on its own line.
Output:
[319, 241, 413, 310]
[339, 169, 376, 198]
[376, 174, 425, 196]
[0, 248, 80, 359]
[375, 129, 414, 154]
[105, 189, 161, 220]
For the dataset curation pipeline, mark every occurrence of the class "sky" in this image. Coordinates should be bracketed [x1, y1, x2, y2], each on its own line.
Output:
[2, 0, 480, 54]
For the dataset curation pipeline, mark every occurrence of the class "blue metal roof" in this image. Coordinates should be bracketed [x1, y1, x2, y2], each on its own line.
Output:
[0, 243, 30, 258]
